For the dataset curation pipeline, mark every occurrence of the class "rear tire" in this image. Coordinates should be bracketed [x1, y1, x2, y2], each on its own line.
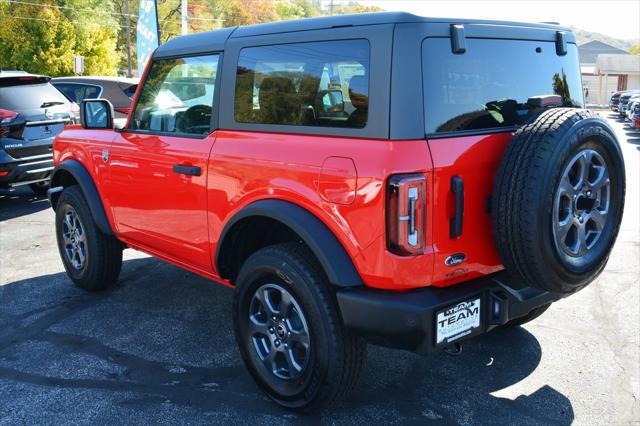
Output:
[233, 243, 366, 412]
[55, 185, 122, 291]
[493, 108, 625, 294]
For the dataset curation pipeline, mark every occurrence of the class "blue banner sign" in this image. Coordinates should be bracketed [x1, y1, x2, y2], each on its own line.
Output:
[137, 0, 160, 76]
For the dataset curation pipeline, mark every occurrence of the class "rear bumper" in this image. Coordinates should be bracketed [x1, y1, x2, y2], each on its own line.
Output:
[0, 150, 53, 187]
[336, 272, 563, 354]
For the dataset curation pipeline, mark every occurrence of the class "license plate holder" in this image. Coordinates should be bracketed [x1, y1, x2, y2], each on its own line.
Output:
[435, 297, 482, 346]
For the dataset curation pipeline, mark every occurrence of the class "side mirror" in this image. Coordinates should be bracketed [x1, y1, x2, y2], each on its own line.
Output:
[80, 99, 114, 129]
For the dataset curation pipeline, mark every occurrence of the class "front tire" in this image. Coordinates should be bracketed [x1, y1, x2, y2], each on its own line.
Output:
[55, 185, 122, 291]
[233, 243, 366, 411]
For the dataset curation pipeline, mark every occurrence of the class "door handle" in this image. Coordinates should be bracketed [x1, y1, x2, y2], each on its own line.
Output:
[450, 175, 464, 238]
[173, 164, 201, 176]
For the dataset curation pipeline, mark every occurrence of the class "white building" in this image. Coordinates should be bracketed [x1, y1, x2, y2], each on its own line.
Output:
[579, 41, 640, 105]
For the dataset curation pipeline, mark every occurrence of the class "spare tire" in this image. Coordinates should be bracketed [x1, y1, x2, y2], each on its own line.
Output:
[493, 108, 625, 294]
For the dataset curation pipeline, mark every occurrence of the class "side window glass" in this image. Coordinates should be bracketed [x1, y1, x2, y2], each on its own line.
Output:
[235, 40, 369, 129]
[55, 84, 101, 103]
[130, 54, 219, 135]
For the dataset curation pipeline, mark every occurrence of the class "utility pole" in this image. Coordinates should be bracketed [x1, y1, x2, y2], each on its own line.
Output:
[125, 0, 132, 77]
[329, 0, 334, 16]
[181, 0, 188, 35]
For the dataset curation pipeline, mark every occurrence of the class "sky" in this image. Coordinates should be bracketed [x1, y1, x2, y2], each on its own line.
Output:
[358, 0, 640, 41]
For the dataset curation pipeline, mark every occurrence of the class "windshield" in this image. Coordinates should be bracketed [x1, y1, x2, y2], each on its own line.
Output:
[422, 38, 584, 134]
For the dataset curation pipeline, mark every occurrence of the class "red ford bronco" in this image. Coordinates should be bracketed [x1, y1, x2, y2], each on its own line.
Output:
[48, 13, 625, 411]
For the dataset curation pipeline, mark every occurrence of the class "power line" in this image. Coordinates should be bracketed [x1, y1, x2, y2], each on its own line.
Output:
[5, 0, 224, 22]
[2, 15, 183, 36]
[6, 0, 137, 18]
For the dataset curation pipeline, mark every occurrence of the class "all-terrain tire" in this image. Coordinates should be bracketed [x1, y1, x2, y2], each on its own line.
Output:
[55, 185, 123, 291]
[233, 243, 367, 412]
[493, 108, 625, 294]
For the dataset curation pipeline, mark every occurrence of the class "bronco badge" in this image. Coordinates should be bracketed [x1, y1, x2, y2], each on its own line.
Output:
[445, 253, 466, 266]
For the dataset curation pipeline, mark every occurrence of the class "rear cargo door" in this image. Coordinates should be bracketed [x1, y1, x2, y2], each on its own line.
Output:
[0, 77, 72, 158]
[419, 28, 584, 285]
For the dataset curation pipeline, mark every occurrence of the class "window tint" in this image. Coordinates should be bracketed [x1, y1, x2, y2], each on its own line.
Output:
[423, 38, 583, 134]
[131, 54, 219, 135]
[235, 39, 369, 128]
[0, 82, 70, 114]
[53, 83, 101, 103]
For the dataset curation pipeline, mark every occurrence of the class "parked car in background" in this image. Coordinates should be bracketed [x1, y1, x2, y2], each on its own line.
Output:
[631, 102, 640, 129]
[618, 90, 640, 117]
[51, 76, 138, 120]
[610, 90, 624, 111]
[1, 71, 73, 195]
[625, 94, 640, 120]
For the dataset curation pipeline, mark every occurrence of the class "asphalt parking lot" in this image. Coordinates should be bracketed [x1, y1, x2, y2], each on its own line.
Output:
[0, 113, 638, 425]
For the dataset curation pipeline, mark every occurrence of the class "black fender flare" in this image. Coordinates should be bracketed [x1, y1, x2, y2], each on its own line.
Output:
[215, 199, 363, 288]
[48, 159, 115, 236]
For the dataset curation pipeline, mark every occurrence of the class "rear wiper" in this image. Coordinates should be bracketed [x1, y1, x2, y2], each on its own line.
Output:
[40, 101, 64, 108]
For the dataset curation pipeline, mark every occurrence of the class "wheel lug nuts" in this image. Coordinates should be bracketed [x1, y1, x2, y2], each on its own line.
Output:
[274, 340, 280, 347]
[269, 327, 274, 334]
[287, 331, 291, 337]
[272, 316, 277, 322]
[284, 343, 288, 349]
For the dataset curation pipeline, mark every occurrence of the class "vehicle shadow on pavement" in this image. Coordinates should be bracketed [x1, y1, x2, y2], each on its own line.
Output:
[0, 188, 50, 222]
[0, 257, 574, 425]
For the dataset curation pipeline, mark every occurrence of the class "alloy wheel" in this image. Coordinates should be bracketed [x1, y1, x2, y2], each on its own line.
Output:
[553, 148, 611, 257]
[248, 283, 310, 381]
[61, 206, 87, 270]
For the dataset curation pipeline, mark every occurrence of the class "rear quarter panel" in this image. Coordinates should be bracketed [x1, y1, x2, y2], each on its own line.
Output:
[208, 131, 435, 290]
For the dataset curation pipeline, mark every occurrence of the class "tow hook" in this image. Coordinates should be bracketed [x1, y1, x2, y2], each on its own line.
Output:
[444, 342, 463, 356]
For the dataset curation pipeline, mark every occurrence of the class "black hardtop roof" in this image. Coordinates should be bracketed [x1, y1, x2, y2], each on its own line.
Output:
[154, 11, 572, 58]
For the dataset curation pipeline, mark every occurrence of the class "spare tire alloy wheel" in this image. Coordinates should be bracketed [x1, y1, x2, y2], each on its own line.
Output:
[493, 108, 625, 294]
[249, 283, 310, 381]
[553, 149, 610, 258]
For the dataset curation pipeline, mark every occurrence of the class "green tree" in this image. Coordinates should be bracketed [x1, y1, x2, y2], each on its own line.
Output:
[0, 2, 76, 75]
[629, 44, 640, 55]
[275, 0, 319, 20]
[60, 0, 120, 75]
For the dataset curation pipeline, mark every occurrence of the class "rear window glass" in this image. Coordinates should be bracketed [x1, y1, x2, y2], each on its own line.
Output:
[422, 38, 584, 134]
[53, 83, 101, 103]
[234, 39, 370, 128]
[0, 82, 69, 112]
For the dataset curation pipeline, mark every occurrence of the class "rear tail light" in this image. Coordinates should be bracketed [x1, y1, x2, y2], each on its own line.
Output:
[0, 109, 18, 125]
[387, 174, 426, 255]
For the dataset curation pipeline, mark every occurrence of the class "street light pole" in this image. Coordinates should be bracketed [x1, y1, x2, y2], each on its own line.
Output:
[181, 0, 188, 35]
